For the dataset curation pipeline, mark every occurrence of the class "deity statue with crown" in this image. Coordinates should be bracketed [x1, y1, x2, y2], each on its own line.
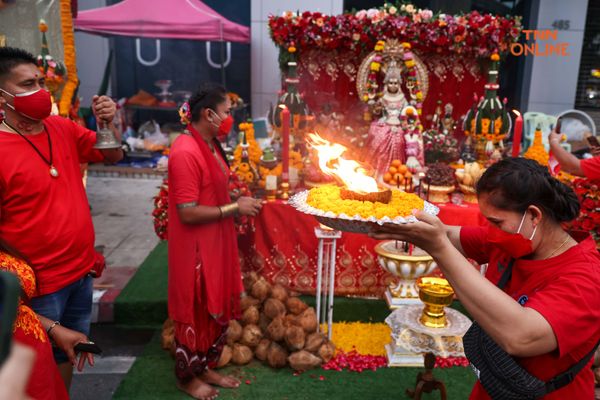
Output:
[357, 40, 429, 177]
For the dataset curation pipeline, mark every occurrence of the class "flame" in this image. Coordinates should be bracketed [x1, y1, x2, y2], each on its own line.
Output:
[512, 109, 521, 117]
[306, 133, 378, 193]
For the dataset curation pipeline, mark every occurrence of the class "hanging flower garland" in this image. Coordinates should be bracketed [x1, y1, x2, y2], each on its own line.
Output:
[269, 3, 521, 59]
[59, 0, 78, 117]
[567, 178, 600, 245]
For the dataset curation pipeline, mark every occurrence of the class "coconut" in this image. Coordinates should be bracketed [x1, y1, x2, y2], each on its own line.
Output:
[258, 312, 271, 333]
[255, 339, 271, 361]
[297, 307, 318, 333]
[288, 350, 322, 371]
[227, 320, 243, 345]
[267, 342, 288, 368]
[318, 341, 336, 362]
[242, 305, 260, 326]
[271, 284, 289, 303]
[243, 271, 261, 290]
[266, 316, 286, 341]
[217, 345, 232, 368]
[304, 332, 326, 353]
[286, 297, 308, 315]
[251, 278, 271, 302]
[264, 298, 286, 320]
[232, 343, 253, 365]
[240, 296, 260, 312]
[284, 325, 306, 351]
[241, 324, 262, 348]
[284, 314, 299, 327]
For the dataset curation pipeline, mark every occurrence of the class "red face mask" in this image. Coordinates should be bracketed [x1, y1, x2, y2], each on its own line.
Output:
[487, 211, 537, 259]
[0, 88, 52, 120]
[209, 109, 233, 137]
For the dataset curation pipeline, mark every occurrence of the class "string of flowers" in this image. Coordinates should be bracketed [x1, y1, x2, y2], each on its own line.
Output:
[59, 0, 78, 117]
[269, 2, 521, 59]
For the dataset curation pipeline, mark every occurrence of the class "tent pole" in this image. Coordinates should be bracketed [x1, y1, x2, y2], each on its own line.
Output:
[220, 22, 226, 87]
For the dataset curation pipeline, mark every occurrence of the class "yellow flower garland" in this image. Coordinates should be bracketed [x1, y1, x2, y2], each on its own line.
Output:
[307, 184, 424, 220]
[59, 0, 78, 117]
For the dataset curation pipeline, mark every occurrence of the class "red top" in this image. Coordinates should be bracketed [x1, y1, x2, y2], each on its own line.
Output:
[167, 129, 242, 325]
[0, 116, 103, 296]
[460, 226, 600, 399]
[581, 156, 600, 180]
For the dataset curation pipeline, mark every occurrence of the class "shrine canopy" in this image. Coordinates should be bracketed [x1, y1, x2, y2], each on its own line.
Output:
[73, 0, 249, 43]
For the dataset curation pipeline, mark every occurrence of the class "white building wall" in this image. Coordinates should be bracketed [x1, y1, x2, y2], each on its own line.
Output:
[525, 0, 589, 115]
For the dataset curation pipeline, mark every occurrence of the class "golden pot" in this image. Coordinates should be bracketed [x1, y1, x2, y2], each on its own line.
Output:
[417, 276, 454, 328]
[458, 183, 478, 203]
[426, 185, 455, 203]
[375, 241, 438, 304]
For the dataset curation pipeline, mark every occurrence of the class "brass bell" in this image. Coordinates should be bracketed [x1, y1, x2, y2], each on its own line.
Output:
[94, 125, 121, 149]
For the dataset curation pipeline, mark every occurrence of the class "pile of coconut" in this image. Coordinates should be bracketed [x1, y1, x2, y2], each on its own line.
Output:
[162, 272, 336, 372]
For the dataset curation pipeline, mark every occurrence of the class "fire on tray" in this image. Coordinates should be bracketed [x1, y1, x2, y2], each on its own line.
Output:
[306, 133, 392, 204]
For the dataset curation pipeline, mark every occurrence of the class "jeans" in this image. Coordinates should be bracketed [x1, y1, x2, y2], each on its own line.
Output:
[30, 275, 93, 364]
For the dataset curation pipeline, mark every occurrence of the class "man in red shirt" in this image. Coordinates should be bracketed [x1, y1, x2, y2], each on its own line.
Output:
[549, 129, 600, 179]
[0, 47, 123, 389]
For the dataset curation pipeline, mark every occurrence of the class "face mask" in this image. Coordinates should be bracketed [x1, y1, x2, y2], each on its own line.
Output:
[0, 88, 52, 120]
[487, 211, 537, 259]
[209, 109, 233, 137]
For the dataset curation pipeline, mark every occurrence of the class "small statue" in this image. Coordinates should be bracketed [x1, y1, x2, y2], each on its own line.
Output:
[366, 61, 423, 176]
[441, 103, 455, 134]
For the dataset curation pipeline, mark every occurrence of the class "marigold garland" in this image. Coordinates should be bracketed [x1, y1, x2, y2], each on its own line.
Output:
[59, 0, 78, 117]
[307, 184, 424, 220]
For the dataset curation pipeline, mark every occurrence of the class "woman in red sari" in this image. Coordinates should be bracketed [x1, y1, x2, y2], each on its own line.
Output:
[0, 240, 94, 400]
[168, 83, 262, 400]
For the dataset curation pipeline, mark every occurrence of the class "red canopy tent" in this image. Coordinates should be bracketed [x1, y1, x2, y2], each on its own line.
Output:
[73, 0, 249, 43]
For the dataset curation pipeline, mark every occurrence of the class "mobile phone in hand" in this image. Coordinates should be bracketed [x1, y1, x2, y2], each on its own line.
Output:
[555, 117, 562, 133]
[74, 341, 102, 355]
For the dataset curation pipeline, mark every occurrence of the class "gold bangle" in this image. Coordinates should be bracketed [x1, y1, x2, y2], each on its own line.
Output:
[219, 202, 239, 218]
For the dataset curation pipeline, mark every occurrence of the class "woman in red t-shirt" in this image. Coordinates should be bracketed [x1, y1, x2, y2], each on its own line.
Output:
[371, 157, 600, 399]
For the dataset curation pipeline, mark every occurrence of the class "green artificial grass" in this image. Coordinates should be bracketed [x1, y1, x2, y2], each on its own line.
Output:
[115, 242, 471, 328]
[113, 332, 476, 400]
[114, 241, 169, 327]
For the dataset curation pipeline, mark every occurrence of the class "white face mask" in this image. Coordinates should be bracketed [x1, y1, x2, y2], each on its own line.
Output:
[516, 210, 537, 241]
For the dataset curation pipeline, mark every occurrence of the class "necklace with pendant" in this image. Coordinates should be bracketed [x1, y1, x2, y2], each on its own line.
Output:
[3, 120, 59, 178]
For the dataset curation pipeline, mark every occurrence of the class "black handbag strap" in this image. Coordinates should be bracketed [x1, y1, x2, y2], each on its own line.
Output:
[542, 339, 599, 395]
[496, 258, 600, 396]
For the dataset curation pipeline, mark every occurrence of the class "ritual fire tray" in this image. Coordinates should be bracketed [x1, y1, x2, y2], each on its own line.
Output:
[289, 190, 440, 234]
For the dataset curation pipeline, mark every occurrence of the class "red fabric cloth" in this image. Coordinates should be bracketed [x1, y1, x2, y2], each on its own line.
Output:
[0, 116, 103, 296]
[580, 156, 600, 180]
[460, 226, 600, 400]
[167, 129, 242, 326]
[239, 201, 484, 296]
